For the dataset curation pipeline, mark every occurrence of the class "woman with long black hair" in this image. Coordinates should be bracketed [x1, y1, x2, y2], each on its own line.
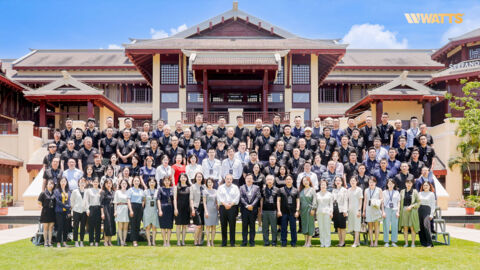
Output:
[37, 179, 56, 247]
[114, 179, 130, 246]
[190, 172, 205, 246]
[174, 173, 191, 246]
[127, 176, 145, 247]
[101, 178, 116, 246]
[157, 176, 174, 247]
[54, 177, 71, 248]
[71, 178, 87, 247]
[86, 177, 102, 246]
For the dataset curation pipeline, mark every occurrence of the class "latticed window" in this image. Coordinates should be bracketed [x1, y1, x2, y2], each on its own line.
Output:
[187, 70, 197, 84]
[228, 93, 243, 102]
[188, 93, 203, 103]
[292, 64, 310, 85]
[268, 93, 283, 102]
[469, 47, 480, 60]
[131, 87, 152, 103]
[274, 64, 284, 85]
[161, 64, 179, 84]
[319, 87, 336, 103]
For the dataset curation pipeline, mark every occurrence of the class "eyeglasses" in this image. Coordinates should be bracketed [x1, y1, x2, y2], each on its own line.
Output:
[48, 146, 56, 148]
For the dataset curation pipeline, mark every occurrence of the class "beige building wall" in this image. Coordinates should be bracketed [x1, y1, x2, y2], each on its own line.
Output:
[382, 101, 423, 121]
[310, 54, 319, 120]
[98, 106, 114, 130]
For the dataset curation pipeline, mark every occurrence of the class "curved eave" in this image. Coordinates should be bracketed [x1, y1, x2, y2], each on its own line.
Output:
[0, 158, 23, 168]
[431, 36, 480, 63]
[427, 70, 480, 85]
[13, 66, 137, 71]
[24, 94, 125, 116]
[192, 64, 278, 70]
[0, 75, 23, 92]
[334, 65, 444, 71]
[345, 94, 445, 116]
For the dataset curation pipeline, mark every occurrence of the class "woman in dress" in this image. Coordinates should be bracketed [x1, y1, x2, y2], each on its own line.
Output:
[140, 156, 157, 189]
[299, 176, 317, 247]
[157, 176, 174, 247]
[347, 176, 363, 247]
[143, 177, 160, 246]
[190, 172, 205, 246]
[332, 176, 348, 247]
[316, 179, 333, 248]
[86, 177, 102, 246]
[114, 179, 130, 246]
[399, 179, 420, 248]
[418, 181, 436, 248]
[186, 154, 203, 182]
[172, 154, 186, 186]
[37, 179, 56, 247]
[174, 173, 191, 246]
[101, 178, 116, 246]
[382, 179, 400, 247]
[363, 177, 383, 247]
[100, 165, 118, 188]
[155, 155, 173, 187]
[127, 176, 145, 247]
[203, 178, 218, 247]
[71, 178, 87, 247]
[54, 177, 71, 248]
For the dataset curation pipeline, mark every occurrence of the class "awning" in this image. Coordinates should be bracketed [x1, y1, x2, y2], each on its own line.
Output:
[182, 50, 289, 71]
[0, 150, 23, 168]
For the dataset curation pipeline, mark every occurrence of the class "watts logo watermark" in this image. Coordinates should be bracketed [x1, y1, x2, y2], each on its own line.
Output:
[404, 13, 463, 24]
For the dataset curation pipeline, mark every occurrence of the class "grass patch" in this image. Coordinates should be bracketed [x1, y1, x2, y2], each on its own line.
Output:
[1, 225, 479, 269]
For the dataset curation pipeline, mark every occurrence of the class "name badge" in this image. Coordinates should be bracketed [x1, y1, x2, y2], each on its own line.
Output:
[268, 196, 274, 204]
[229, 169, 233, 174]
[168, 197, 172, 204]
[150, 200, 155, 207]
[209, 169, 213, 175]
[384, 134, 389, 140]
[423, 155, 428, 162]
[105, 145, 112, 153]
[287, 196, 293, 205]
[389, 202, 394, 208]
[368, 135, 373, 141]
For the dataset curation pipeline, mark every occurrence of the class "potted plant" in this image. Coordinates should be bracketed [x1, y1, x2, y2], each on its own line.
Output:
[0, 194, 13, 216]
[459, 196, 479, 215]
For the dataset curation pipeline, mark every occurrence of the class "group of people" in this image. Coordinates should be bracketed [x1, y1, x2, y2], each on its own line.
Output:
[38, 113, 437, 248]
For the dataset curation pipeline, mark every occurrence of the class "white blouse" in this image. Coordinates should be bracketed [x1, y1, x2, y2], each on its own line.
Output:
[186, 164, 203, 181]
[419, 191, 436, 218]
[382, 189, 401, 211]
[316, 191, 333, 215]
[332, 187, 348, 213]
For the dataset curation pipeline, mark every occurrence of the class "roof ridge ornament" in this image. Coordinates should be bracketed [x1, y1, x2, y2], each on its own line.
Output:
[233, 1, 238, 11]
[399, 70, 409, 86]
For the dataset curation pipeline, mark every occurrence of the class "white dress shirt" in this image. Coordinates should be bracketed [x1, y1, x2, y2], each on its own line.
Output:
[234, 151, 250, 166]
[217, 183, 240, 206]
[221, 158, 243, 180]
[202, 158, 222, 180]
[297, 171, 319, 191]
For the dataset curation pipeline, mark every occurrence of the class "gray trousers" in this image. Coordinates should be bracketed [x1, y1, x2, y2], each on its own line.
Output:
[262, 210, 277, 245]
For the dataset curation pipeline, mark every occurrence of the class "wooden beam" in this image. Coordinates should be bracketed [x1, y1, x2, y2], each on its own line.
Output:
[262, 70, 268, 119]
[87, 100, 94, 119]
[39, 101, 46, 127]
[208, 80, 263, 87]
[203, 70, 208, 116]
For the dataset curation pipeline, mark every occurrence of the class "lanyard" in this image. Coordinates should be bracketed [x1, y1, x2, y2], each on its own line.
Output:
[369, 188, 376, 199]
[162, 166, 169, 175]
[228, 159, 234, 169]
[207, 160, 215, 170]
[388, 190, 394, 203]
[240, 152, 246, 162]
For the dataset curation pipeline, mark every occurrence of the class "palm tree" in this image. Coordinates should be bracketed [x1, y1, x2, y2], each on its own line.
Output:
[448, 141, 475, 195]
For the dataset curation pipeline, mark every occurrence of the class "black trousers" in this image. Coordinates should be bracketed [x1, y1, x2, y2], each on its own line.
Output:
[241, 207, 257, 246]
[418, 205, 433, 247]
[88, 206, 102, 243]
[73, 211, 87, 241]
[55, 211, 68, 243]
[219, 205, 238, 246]
[130, 203, 143, 242]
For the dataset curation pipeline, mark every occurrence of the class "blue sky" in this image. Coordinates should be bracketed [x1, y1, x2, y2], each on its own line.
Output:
[1, 0, 480, 59]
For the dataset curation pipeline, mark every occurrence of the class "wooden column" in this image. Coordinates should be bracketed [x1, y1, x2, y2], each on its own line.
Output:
[423, 101, 432, 126]
[376, 100, 383, 125]
[39, 101, 46, 127]
[262, 70, 269, 119]
[87, 100, 94, 119]
[461, 45, 468, 61]
[203, 70, 208, 116]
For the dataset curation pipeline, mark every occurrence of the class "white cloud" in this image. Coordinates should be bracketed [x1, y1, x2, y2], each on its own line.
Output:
[441, 11, 480, 44]
[107, 44, 122, 49]
[342, 23, 408, 49]
[150, 23, 187, 39]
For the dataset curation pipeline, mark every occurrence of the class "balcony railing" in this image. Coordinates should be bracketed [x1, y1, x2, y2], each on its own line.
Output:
[182, 112, 230, 124]
[243, 112, 290, 124]
[0, 123, 18, 135]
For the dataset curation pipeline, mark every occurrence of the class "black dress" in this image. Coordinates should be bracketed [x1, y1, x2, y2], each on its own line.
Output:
[38, 190, 56, 223]
[158, 187, 174, 229]
[101, 189, 116, 236]
[175, 185, 191, 225]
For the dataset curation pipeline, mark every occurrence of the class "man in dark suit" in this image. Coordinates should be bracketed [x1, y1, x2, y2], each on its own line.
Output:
[239, 174, 261, 247]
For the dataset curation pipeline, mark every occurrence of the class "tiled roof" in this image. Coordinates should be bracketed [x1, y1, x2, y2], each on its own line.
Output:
[337, 49, 444, 67]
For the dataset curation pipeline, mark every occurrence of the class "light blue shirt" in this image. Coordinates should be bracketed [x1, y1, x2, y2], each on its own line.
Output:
[128, 187, 145, 204]
[63, 168, 83, 190]
[406, 128, 419, 148]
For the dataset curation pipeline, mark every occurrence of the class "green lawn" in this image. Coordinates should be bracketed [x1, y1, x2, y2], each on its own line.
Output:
[1, 226, 479, 270]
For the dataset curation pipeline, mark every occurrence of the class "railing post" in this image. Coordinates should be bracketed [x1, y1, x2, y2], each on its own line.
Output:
[228, 108, 243, 125]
